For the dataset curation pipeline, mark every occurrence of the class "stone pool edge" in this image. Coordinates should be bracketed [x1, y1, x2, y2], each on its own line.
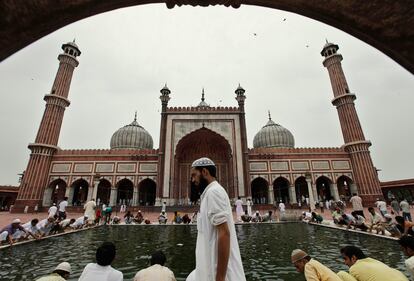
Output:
[308, 221, 399, 241]
[0, 220, 398, 250]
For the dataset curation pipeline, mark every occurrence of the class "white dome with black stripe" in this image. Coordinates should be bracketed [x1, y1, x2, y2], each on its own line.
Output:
[110, 113, 153, 150]
[253, 112, 295, 148]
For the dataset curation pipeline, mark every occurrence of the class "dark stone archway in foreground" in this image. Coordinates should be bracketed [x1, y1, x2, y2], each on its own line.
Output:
[0, 1, 413, 74]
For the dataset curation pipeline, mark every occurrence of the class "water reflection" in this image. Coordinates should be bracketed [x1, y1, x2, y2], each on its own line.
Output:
[0, 223, 407, 281]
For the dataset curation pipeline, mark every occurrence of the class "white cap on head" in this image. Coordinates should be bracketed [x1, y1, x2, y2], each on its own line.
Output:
[55, 262, 71, 274]
[191, 157, 215, 167]
[384, 214, 392, 219]
[291, 249, 308, 263]
[12, 219, 21, 224]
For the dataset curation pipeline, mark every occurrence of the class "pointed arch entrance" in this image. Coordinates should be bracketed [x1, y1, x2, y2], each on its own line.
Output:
[316, 176, 333, 201]
[70, 179, 89, 206]
[337, 175, 353, 199]
[273, 177, 290, 203]
[139, 179, 156, 206]
[295, 176, 309, 205]
[251, 177, 269, 204]
[174, 127, 233, 205]
[116, 178, 134, 206]
[96, 179, 111, 205]
[49, 179, 68, 204]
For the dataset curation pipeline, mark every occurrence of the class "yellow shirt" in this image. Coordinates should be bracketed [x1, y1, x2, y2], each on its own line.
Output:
[337, 271, 357, 281]
[349, 257, 408, 281]
[304, 259, 342, 281]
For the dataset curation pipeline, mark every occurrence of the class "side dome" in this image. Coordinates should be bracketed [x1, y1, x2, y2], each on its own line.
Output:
[110, 114, 153, 150]
[253, 113, 295, 148]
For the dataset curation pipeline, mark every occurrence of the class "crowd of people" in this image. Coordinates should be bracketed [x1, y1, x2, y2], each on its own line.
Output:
[292, 242, 413, 281]
[0, 196, 99, 246]
[319, 193, 414, 238]
[35, 242, 176, 281]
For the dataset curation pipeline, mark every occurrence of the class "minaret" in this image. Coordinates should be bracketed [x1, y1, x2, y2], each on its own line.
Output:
[235, 84, 250, 198]
[15, 40, 81, 211]
[321, 41, 382, 204]
[157, 84, 171, 205]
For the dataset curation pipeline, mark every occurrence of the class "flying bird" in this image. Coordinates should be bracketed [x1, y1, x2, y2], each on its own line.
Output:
[283, 18, 286, 21]
[306, 45, 309, 48]
[253, 33, 257, 36]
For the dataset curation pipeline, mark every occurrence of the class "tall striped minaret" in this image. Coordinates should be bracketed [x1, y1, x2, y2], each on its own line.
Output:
[321, 41, 382, 205]
[15, 41, 80, 211]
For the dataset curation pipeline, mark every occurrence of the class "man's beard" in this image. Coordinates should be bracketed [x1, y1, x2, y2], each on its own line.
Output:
[197, 176, 209, 196]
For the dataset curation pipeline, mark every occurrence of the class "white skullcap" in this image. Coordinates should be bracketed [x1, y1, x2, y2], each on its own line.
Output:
[12, 219, 21, 224]
[55, 262, 71, 273]
[191, 157, 215, 167]
[291, 249, 308, 263]
[384, 214, 392, 219]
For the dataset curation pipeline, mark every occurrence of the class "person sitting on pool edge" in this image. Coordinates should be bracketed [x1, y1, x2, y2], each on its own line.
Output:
[291, 249, 341, 281]
[79, 241, 123, 281]
[36, 262, 72, 281]
[398, 235, 414, 280]
[340, 245, 408, 281]
[134, 250, 176, 281]
[158, 211, 168, 224]
[241, 210, 252, 223]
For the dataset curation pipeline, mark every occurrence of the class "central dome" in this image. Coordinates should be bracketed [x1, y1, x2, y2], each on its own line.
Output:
[110, 114, 153, 150]
[253, 113, 295, 148]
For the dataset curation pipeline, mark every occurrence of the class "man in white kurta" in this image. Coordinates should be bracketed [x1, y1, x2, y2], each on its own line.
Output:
[235, 197, 244, 222]
[187, 157, 246, 281]
[84, 199, 96, 222]
[246, 199, 253, 216]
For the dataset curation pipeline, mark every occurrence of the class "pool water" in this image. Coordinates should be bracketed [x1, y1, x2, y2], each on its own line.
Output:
[0, 223, 408, 281]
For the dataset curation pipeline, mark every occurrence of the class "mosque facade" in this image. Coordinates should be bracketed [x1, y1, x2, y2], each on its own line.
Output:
[12, 41, 383, 211]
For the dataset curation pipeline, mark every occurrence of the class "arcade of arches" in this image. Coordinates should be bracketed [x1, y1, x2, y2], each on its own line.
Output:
[250, 175, 356, 206]
[42, 178, 157, 207]
[173, 128, 233, 205]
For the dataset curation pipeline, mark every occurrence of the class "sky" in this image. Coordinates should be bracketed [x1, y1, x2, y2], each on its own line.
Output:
[0, 4, 413, 185]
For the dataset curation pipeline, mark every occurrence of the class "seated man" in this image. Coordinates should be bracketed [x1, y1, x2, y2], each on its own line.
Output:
[399, 235, 414, 280]
[36, 262, 71, 281]
[37, 217, 56, 237]
[396, 216, 414, 236]
[311, 212, 323, 224]
[172, 211, 182, 224]
[112, 216, 121, 224]
[70, 216, 86, 229]
[291, 249, 341, 281]
[21, 219, 41, 239]
[134, 210, 144, 224]
[302, 211, 312, 222]
[350, 211, 368, 231]
[251, 211, 262, 223]
[367, 207, 383, 233]
[340, 245, 408, 281]
[262, 210, 274, 222]
[79, 242, 123, 280]
[182, 214, 191, 224]
[380, 214, 402, 237]
[1, 219, 36, 245]
[241, 210, 252, 223]
[158, 211, 168, 224]
[332, 208, 345, 225]
[341, 213, 355, 229]
[134, 251, 176, 281]
[124, 211, 134, 224]
[59, 218, 76, 231]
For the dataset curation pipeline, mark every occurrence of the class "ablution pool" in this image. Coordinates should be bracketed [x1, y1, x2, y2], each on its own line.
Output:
[0, 223, 408, 280]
